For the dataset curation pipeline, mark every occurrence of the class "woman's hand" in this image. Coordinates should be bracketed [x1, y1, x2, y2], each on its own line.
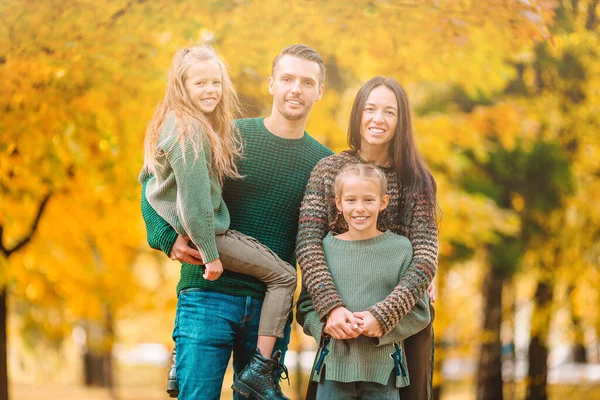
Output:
[170, 235, 204, 265]
[324, 307, 363, 340]
[353, 311, 383, 338]
[428, 281, 436, 303]
[203, 259, 223, 281]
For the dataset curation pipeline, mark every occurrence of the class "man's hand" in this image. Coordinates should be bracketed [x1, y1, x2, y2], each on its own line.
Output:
[203, 259, 223, 281]
[169, 235, 204, 265]
[353, 311, 383, 338]
[324, 307, 363, 340]
[428, 281, 436, 303]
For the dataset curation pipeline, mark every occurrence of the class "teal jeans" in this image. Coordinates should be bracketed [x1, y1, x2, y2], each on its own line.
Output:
[173, 289, 291, 400]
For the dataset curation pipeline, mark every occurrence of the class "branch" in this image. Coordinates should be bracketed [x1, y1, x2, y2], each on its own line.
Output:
[0, 192, 52, 258]
[98, 0, 148, 29]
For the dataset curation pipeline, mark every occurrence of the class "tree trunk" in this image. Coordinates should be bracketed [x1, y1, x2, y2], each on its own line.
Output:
[476, 266, 504, 400]
[526, 277, 554, 400]
[0, 288, 8, 400]
[567, 284, 587, 363]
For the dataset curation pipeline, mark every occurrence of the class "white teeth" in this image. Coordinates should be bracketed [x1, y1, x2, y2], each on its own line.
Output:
[288, 100, 301, 105]
[369, 128, 385, 133]
[353, 217, 368, 221]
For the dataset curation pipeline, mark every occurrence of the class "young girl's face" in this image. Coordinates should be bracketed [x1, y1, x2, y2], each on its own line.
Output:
[184, 59, 223, 114]
[336, 177, 389, 235]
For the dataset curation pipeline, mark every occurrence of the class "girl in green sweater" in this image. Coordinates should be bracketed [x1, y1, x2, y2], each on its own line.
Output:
[140, 45, 294, 399]
[299, 163, 431, 399]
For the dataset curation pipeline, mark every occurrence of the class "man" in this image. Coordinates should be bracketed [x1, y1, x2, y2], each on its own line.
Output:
[141, 44, 333, 399]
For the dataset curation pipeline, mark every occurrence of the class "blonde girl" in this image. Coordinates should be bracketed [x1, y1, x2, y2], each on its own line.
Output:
[139, 45, 294, 400]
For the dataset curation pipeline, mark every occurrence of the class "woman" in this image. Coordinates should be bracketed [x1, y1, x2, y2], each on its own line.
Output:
[296, 76, 438, 399]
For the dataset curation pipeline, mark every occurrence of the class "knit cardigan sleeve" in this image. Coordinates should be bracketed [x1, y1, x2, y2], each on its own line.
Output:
[374, 294, 431, 346]
[296, 157, 346, 320]
[368, 188, 439, 333]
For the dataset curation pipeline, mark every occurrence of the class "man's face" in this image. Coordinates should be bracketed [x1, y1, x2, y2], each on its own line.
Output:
[269, 55, 324, 121]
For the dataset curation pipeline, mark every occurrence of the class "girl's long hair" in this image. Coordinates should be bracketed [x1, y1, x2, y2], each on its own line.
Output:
[143, 45, 242, 184]
[347, 76, 437, 221]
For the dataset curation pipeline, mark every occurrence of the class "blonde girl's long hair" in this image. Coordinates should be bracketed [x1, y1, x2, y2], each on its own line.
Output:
[143, 45, 242, 184]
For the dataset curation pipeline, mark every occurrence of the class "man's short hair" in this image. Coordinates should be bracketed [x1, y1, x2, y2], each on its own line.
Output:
[271, 44, 326, 84]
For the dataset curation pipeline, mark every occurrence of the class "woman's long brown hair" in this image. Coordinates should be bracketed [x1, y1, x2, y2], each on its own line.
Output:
[347, 76, 437, 221]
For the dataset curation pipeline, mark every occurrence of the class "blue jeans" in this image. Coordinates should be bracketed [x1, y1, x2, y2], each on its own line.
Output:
[316, 372, 400, 400]
[173, 289, 291, 400]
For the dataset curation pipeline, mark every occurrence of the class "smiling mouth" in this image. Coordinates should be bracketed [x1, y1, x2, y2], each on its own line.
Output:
[352, 216, 369, 221]
[201, 98, 216, 104]
[368, 127, 385, 133]
[286, 99, 303, 106]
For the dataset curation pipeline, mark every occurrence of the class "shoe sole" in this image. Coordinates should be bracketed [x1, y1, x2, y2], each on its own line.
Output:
[166, 380, 179, 398]
[231, 380, 266, 400]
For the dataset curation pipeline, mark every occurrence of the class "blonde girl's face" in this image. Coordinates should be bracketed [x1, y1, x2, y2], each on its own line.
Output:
[184, 59, 223, 114]
[335, 177, 389, 236]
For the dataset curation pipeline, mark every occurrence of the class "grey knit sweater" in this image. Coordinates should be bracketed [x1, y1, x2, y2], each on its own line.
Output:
[298, 231, 431, 387]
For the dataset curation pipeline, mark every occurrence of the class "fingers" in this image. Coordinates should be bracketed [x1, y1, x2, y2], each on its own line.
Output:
[326, 323, 362, 340]
[179, 253, 204, 265]
[170, 236, 204, 265]
[343, 309, 359, 328]
[351, 311, 383, 338]
[428, 281, 436, 303]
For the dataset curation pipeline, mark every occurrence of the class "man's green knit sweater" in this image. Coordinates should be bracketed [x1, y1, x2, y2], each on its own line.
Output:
[141, 118, 333, 297]
[298, 231, 431, 388]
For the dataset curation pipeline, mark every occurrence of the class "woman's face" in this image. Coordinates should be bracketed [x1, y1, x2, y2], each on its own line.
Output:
[359, 85, 398, 151]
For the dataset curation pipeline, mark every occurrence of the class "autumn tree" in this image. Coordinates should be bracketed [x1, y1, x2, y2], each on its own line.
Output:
[1, 1, 556, 399]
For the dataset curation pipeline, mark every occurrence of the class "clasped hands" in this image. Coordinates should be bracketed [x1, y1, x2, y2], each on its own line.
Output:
[324, 306, 383, 340]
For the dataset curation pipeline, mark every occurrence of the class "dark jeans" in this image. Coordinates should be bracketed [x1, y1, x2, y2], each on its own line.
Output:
[398, 303, 435, 400]
[317, 372, 400, 400]
[173, 289, 291, 400]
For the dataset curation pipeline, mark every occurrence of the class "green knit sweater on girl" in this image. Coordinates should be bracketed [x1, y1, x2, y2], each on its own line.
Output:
[300, 231, 431, 388]
[140, 112, 229, 263]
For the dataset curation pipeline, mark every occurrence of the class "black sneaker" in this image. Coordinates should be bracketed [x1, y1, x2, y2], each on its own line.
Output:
[231, 348, 290, 400]
[166, 348, 179, 398]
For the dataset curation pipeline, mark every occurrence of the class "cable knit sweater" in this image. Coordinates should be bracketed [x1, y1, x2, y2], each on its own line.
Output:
[296, 150, 438, 334]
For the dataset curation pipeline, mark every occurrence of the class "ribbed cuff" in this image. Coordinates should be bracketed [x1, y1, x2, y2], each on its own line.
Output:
[368, 305, 393, 335]
[197, 239, 219, 263]
[317, 297, 346, 321]
[158, 227, 179, 258]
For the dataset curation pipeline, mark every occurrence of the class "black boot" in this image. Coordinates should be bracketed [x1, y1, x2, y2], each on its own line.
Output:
[166, 348, 179, 398]
[232, 348, 290, 400]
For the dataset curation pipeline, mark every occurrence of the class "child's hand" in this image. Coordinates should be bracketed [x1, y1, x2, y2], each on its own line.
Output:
[353, 311, 383, 338]
[203, 259, 223, 281]
[324, 307, 363, 340]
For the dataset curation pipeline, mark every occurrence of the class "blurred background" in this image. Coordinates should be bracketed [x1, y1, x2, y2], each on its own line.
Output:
[1, 1, 599, 399]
